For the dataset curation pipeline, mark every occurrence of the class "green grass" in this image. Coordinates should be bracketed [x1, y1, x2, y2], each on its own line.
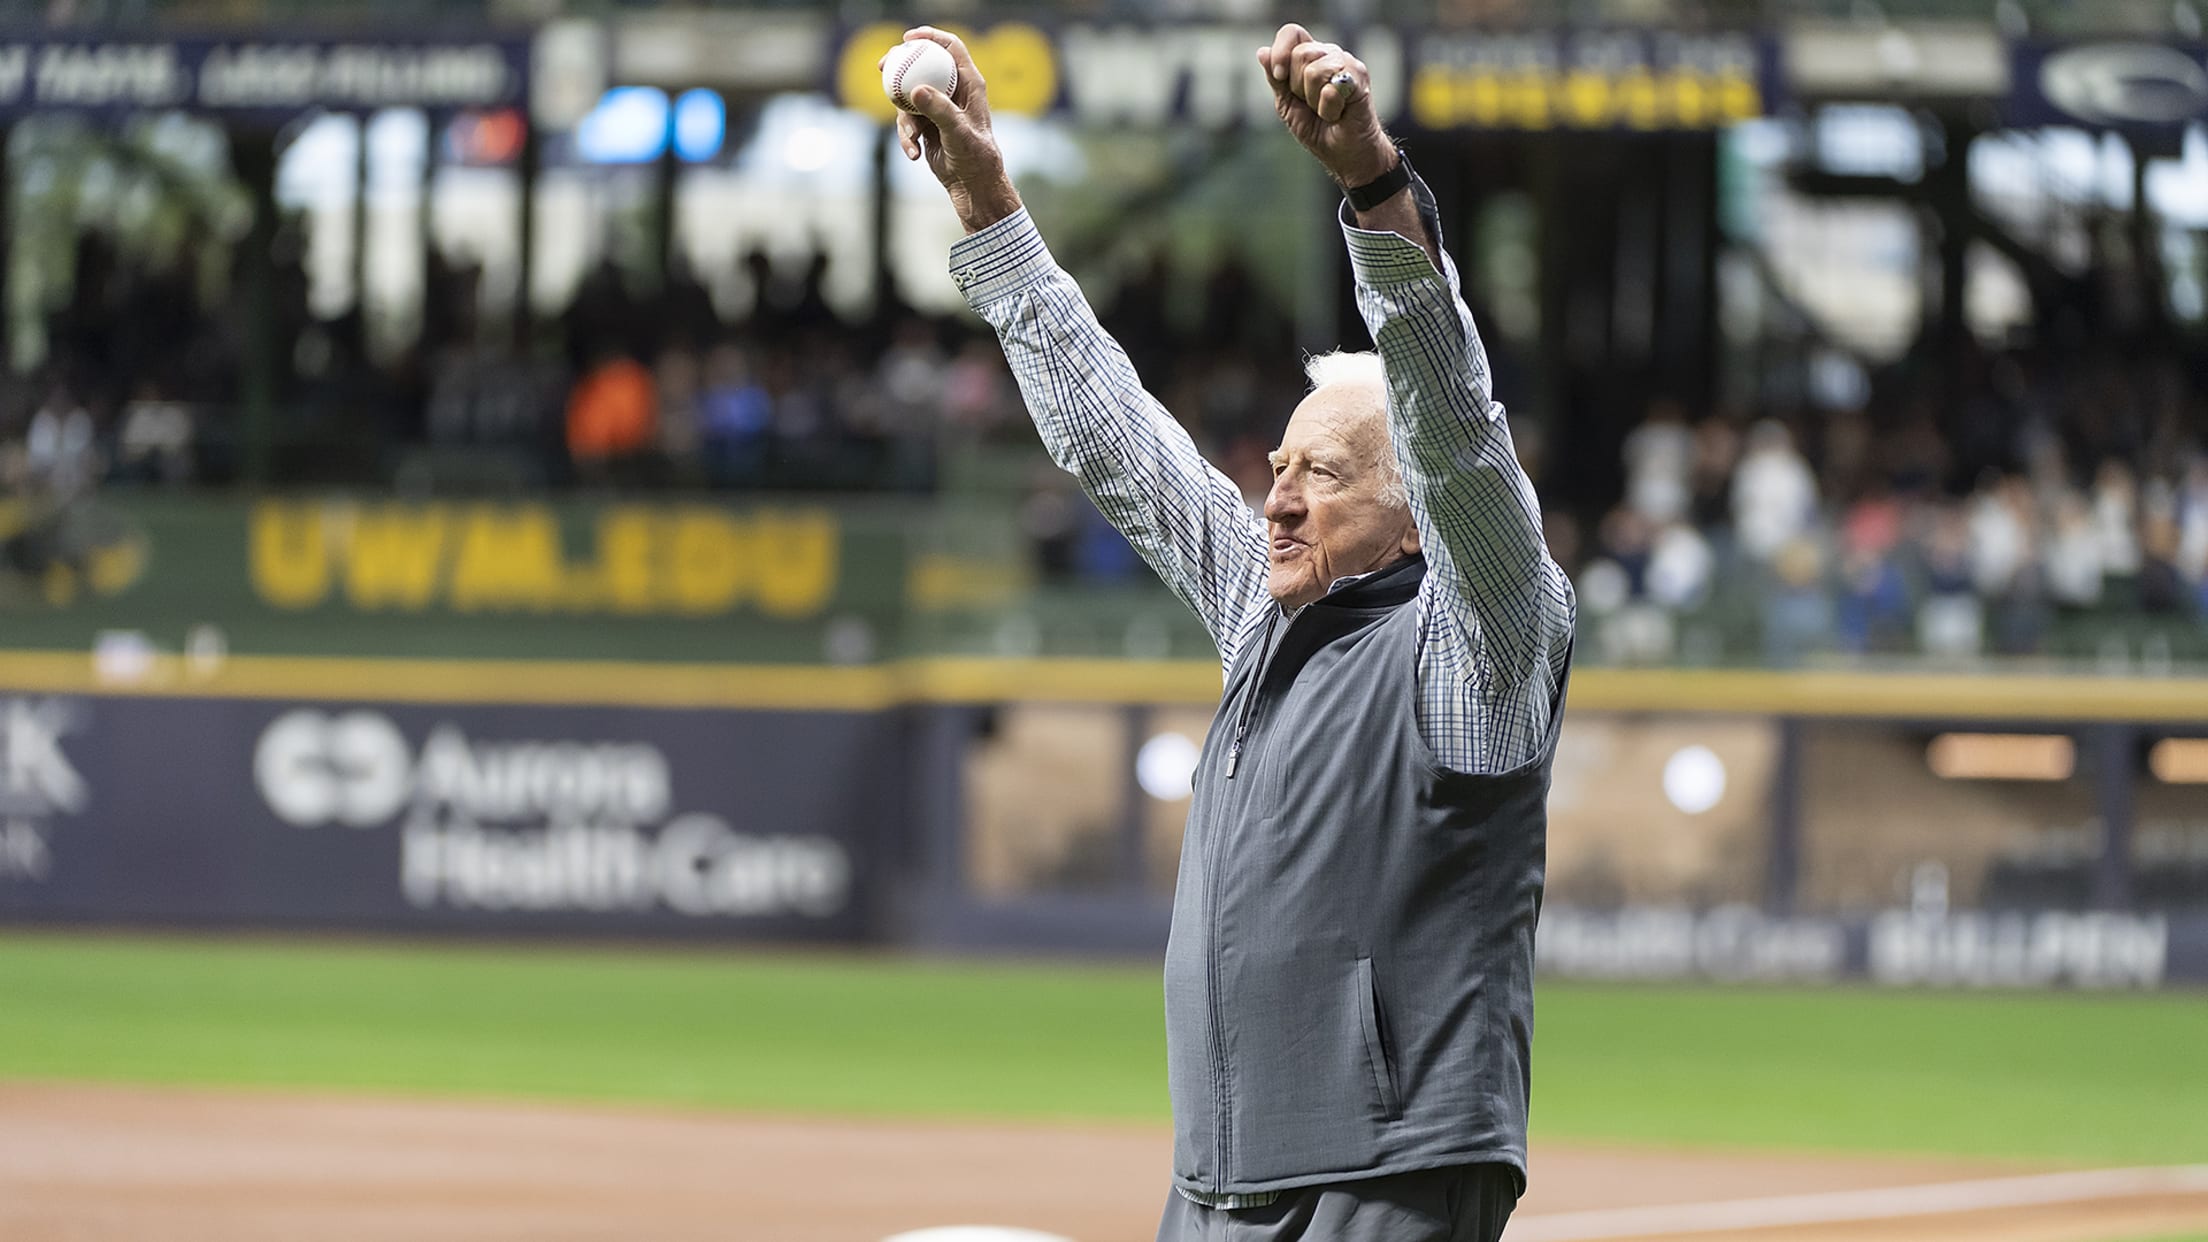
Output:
[1, 933, 2204, 1166]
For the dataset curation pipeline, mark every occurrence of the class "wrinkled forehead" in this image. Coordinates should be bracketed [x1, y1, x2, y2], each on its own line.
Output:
[1277, 381, 1389, 462]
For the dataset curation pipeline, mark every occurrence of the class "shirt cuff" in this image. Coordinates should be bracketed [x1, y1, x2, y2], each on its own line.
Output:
[1339, 172, 1448, 288]
[949, 208, 1055, 309]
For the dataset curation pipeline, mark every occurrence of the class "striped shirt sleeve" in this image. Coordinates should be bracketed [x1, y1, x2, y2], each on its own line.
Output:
[952, 210, 1273, 671]
[1341, 178, 1576, 773]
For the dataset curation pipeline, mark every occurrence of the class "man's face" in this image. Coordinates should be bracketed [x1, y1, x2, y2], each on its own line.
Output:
[1264, 382, 1418, 610]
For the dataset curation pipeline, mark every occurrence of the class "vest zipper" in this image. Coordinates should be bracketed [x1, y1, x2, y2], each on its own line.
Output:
[1224, 608, 1279, 781]
[1208, 605, 1283, 1191]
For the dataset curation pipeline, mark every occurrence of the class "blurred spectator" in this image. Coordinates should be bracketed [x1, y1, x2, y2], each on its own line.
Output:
[1622, 398, 1692, 524]
[659, 257, 722, 351]
[114, 382, 193, 485]
[1762, 536, 1831, 665]
[941, 339, 1014, 436]
[1968, 475, 2032, 599]
[25, 385, 98, 498]
[655, 348, 703, 467]
[1687, 416, 1739, 530]
[566, 351, 657, 475]
[1916, 504, 1984, 658]
[699, 344, 772, 485]
[877, 318, 947, 434]
[563, 257, 642, 368]
[1645, 521, 1713, 611]
[2043, 491, 2104, 612]
[1731, 420, 1818, 562]
[2139, 507, 2189, 615]
[2092, 461, 2141, 606]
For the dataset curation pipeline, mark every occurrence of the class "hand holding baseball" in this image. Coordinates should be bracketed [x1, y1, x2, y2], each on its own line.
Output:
[880, 28, 1023, 234]
[1257, 24, 1395, 189]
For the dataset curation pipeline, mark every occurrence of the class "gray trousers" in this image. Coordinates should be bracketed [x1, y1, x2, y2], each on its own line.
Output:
[1155, 1164, 1519, 1242]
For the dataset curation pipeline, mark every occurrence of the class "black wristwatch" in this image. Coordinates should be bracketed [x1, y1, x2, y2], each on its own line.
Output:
[1345, 147, 1412, 212]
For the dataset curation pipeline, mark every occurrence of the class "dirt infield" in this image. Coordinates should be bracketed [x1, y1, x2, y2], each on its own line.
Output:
[3, 1083, 2205, 1242]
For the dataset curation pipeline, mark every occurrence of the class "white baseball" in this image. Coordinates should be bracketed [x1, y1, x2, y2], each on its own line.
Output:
[883, 40, 957, 114]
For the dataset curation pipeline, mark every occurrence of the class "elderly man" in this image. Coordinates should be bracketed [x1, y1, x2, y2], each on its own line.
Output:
[893, 23, 1574, 1242]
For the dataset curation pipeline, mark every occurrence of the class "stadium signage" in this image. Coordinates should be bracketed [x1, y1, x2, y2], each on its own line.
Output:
[0, 697, 86, 885]
[0, 694, 893, 941]
[835, 20, 1402, 126]
[1539, 904, 1848, 983]
[1867, 910, 2167, 989]
[2009, 41, 2208, 131]
[1540, 905, 2186, 989]
[0, 36, 527, 115]
[1408, 31, 1768, 131]
[830, 23, 1772, 130]
[253, 709, 852, 920]
[3, 495, 919, 664]
[248, 501, 841, 621]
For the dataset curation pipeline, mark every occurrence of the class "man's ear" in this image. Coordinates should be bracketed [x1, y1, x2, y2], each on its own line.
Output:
[1401, 522, 1421, 557]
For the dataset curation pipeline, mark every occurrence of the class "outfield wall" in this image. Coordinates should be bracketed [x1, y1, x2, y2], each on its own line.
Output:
[0, 654, 2203, 986]
[0, 690, 904, 940]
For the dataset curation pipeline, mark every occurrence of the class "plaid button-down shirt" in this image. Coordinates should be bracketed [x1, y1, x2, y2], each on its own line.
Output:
[951, 178, 1574, 1209]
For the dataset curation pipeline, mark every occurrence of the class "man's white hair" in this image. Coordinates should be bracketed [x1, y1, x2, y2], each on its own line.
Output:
[1301, 349, 1408, 511]
[1303, 349, 1388, 394]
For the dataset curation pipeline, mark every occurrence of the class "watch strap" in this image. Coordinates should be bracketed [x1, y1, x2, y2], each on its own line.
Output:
[1345, 148, 1412, 212]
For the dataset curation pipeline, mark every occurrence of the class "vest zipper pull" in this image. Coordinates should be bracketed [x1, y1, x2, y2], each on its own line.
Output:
[1226, 739, 1242, 779]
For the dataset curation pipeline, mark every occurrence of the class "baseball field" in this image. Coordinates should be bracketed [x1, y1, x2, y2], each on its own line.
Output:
[2, 932, 2204, 1241]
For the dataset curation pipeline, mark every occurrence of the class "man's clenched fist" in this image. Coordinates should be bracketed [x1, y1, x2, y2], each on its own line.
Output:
[1256, 23, 1396, 189]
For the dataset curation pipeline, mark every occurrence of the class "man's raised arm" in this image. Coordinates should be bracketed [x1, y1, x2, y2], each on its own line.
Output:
[892, 28, 1272, 664]
[1259, 25, 1573, 694]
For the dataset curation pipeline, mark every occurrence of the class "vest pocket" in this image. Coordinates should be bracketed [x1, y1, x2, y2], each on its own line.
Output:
[1354, 956, 1402, 1119]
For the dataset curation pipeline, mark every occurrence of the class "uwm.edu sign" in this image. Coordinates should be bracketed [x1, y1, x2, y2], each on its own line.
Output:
[249, 501, 841, 620]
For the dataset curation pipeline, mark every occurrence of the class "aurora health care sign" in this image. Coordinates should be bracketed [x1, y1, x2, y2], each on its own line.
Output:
[0, 694, 895, 941]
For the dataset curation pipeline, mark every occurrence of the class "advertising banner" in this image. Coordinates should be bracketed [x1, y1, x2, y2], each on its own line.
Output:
[0, 692, 897, 941]
[830, 22, 1777, 131]
[1539, 904, 2200, 989]
[1406, 30, 1773, 132]
[0, 34, 527, 117]
[0, 494, 925, 663]
[2008, 41, 2208, 133]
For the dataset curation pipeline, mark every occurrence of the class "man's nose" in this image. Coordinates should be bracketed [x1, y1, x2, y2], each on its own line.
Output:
[1264, 477, 1302, 524]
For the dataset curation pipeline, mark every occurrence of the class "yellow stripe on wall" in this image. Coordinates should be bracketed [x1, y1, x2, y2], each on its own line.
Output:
[1565, 667, 2208, 721]
[0, 650, 2200, 721]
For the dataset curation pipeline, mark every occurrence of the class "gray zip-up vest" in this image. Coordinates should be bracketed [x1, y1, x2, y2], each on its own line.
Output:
[1164, 554, 1567, 1199]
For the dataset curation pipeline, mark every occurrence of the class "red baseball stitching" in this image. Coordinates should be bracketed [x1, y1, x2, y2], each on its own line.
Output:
[892, 45, 920, 111]
[891, 44, 953, 112]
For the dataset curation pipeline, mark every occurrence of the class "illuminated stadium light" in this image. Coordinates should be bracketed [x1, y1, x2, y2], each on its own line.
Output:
[1136, 732, 1200, 802]
[2148, 738, 2208, 784]
[673, 88, 725, 162]
[575, 86, 670, 163]
[785, 121, 836, 173]
[1925, 733, 2075, 781]
[1660, 745, 1726, 815]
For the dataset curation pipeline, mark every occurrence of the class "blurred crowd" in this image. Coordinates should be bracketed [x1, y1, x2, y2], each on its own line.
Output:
[0, 227, 1313, 513]
[0, 228, 1042, 499]
[1563, 347, 2208, 665]
[5, 225, 2208, 666]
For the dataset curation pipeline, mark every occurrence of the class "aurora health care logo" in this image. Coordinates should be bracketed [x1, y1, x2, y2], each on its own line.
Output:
[252, 709, 849, 919]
